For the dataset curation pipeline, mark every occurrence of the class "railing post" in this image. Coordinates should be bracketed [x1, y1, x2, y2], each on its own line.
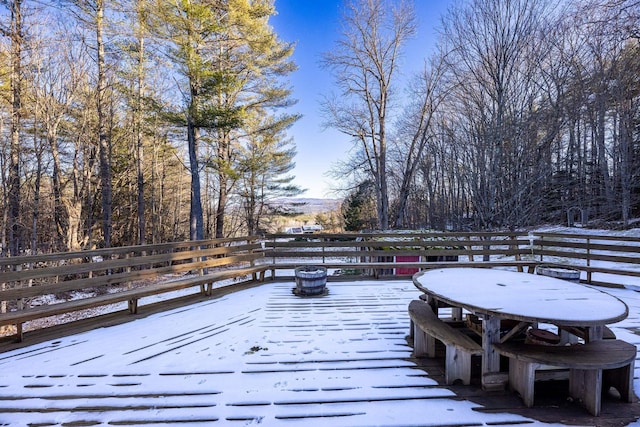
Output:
[271, 235, 277, 279]
[15, 263, 24, 342]
[125, 253, 132, 289]
[512, 234, 523, 273]
[586, 237, 592, 284]
[527, 232, 535, 261]
[538, 234, 543, 262]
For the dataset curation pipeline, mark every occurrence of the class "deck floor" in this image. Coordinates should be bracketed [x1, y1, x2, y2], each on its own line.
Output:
[0, 279, 639, 426]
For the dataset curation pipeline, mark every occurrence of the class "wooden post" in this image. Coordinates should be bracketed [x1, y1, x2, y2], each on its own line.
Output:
[538, 234, 544, 262]
[570, 369, 603, 416]
[482, 314, 503, 390]
[16, 322, 23, 342]
[587, 324, 604, 342]
[249, 237, 257, 281]
[512, 234, 523, 273]
[128, 298, 138, 314]
[586, 237, 592, 284]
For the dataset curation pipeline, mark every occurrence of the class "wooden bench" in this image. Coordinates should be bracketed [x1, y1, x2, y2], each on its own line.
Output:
[0, 238, 269, 342]
[494, 339, 637, 415]
[559, 325, 617, 343]
[408, 299, 482, 385]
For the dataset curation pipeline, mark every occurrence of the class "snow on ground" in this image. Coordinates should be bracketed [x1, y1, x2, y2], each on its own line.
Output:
[0, 277, 638, 426]
[1, 227, 640, 425]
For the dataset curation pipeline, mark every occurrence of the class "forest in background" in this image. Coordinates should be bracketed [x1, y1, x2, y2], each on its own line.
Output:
[0, 0, 638, 255]
[0, 0, 303, 255]
[331, 0, 640, 233]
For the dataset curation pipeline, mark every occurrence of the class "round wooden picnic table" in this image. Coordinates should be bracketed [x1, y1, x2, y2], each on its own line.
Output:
[413, 267, 629, 390]
[413, 268, 628, 326]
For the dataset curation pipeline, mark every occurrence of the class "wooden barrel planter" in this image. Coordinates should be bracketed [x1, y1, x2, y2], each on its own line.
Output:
[536, 264, 581, 283]
[294, 266, 328, 296]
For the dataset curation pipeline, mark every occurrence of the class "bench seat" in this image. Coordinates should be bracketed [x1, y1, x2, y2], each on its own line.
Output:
[494, 339, 637, 415]
[0, 265, 269, 337]
[559, 325, 617, 342]
[408, 300, 482, 385]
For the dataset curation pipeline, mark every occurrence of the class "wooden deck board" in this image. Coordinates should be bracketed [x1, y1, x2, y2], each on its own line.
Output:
[0, 280, 638, 426]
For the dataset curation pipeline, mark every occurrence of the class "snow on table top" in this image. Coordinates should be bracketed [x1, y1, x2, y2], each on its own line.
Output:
[414, 268, 629, 325]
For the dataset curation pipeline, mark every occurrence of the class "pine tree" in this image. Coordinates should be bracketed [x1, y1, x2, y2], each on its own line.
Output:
[210, 0, 297, 238]
[238, 112, 301, 235]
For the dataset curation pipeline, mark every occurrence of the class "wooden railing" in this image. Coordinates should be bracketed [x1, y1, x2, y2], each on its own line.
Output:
[531, 231, 640, 287]
[2, 230, 639, 343]
[263, 231, 640, 288]
[264, 231, 533, 259]
[0, 236, 266, 342]
[263, 231, 538, 276]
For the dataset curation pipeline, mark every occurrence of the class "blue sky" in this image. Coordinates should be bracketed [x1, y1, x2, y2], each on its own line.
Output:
[270, 0, 452, 199]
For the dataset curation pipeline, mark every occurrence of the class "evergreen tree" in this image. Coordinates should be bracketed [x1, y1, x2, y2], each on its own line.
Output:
[211, 0, 297, 238]
[237, 112, 301, 235]
[146, 0, 231, 240]
[342, 181, 377, 231]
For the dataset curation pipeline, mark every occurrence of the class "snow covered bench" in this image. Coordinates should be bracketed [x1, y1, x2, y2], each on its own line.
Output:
[0, 238, 268, 342]
[494, 339, 637, 416]
[408, 299, 482, 385]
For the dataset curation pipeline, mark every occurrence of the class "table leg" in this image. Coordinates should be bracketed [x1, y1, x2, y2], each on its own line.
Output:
[482, 314, 504, 390]
[559, 327, 580, 345]
[426, 295, 439, 315]
[587, 325, 604, 342]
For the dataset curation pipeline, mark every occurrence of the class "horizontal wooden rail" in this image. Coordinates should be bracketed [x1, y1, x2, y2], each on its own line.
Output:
[0, 236, 267, 342]
[263, 232, 536, 278]
[0, 243, 262, 283]
[263, 231, 640, 288]
[530, 232, 640, 286]
[2, 230, 639, 343]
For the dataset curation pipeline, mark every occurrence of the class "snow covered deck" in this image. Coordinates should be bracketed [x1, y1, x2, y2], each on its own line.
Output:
[0, 279, 639, 426]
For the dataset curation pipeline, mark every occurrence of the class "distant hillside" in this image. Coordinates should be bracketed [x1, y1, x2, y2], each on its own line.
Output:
[275, 198, 342, 214]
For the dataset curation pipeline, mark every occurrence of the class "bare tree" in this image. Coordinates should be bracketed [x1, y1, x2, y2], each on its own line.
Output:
[94, 0, 112, 247]
[322, 0, 416, 230]
[439, 0, 553, 229]
[0, 0, 24, 256]
[30, 21, 92, 251]
[133, 0, 147, 245]
[66, 0, 113, 247]
[390, 51, 448, 228]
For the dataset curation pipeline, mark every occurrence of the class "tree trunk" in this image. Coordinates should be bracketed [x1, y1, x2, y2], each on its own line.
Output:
[377, 95, 389, 231]
[135, 16, 146, 245]
[596, 94, 613, 210]
[8, 0, 22, 256]
[31, 118, 42, 255]
[215, 132, 231, 239]
[215, 175, 227, 238]
[96, 0, 112, 247]
[188, 118, 204, 241]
